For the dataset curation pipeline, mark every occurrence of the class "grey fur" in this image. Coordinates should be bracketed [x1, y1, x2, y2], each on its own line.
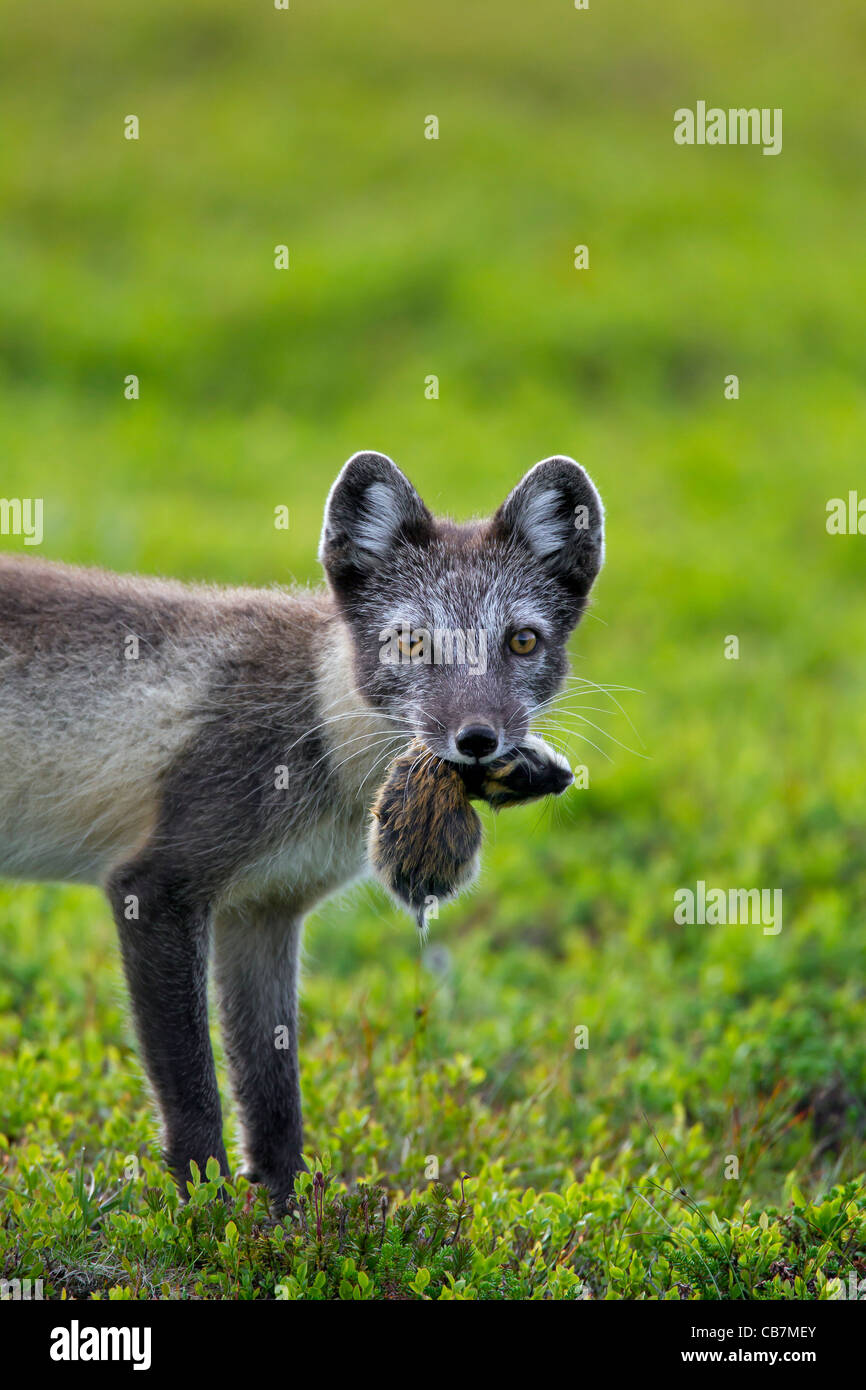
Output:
[0, 452, 603, 1205]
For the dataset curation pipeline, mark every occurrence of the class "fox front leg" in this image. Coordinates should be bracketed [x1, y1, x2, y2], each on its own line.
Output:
[213, 897, 306, 1212]
[106, 856, 229, 1195]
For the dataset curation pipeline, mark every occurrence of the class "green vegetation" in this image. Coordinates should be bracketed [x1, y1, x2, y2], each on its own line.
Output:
[1, 0, 864, 1298]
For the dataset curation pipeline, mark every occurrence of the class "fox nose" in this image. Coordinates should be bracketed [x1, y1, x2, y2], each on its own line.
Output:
[455, 723, 500, 761]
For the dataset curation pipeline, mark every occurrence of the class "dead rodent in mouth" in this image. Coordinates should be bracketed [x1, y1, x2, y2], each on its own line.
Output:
[368, 735, 573, 926]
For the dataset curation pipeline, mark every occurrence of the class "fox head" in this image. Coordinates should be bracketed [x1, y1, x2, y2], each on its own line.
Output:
[319, 451, 604, 764]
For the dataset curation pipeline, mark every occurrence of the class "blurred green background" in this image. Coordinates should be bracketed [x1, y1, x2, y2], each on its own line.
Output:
[1, 0, 865, 1294]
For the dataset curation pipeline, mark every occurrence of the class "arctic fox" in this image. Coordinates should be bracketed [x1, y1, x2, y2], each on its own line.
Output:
[0, 451, 603, 1207]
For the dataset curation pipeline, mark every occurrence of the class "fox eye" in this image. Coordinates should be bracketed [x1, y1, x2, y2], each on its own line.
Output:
[397, 629, 426, 659]
[509, 629, 537, 655]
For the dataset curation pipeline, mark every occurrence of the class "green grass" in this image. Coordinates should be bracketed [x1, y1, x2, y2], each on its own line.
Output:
[1, 0, 865, 1299]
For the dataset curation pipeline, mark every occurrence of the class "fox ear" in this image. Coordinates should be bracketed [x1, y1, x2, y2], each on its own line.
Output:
[493, 456, 604, 595]
[319, 451, 432, 591]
